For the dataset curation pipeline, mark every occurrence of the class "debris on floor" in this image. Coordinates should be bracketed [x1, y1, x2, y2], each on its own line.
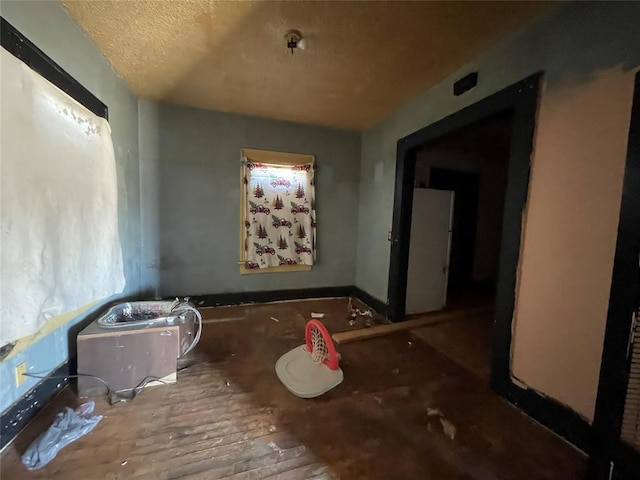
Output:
[424, 405, 457, 440]
[311, 312, 325, 318]
[348, 298, 358, 319]
[268, 441, 284, 454]
[309, 465, 332, 478]
[270, 316, 280, 322]
[440, 417, 457, 440]
[22, 401, 103, 470]
[267, 441, 307, 456]
[347, 298, 375, 329]
[347, 298, 374, 319]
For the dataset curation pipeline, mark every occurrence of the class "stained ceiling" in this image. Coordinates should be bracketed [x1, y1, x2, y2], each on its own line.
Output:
[62, 1, 552, 131]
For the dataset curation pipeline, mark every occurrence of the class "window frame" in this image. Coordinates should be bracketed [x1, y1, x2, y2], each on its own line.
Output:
[1, 17, 108, 120]
[239, 148, 315, 274]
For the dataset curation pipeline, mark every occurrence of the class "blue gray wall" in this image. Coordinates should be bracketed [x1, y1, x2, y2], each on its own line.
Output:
[0, 1, 142, 413]
[141, 103, 361, 296]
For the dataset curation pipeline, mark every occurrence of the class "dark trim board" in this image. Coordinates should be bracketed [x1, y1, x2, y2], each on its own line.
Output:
[0, 359, 75, 451]
[384, 73, 599, 451]
[184, 286, 355, 308]
[0, 17, 108, 120]
[589, 72, 640, 479]
[504, 382, 592, 453]
[169, 285, 388, 313]
[176, 286, 390, 317]
[387, 73, 541, 398]
[611, 442, 640, 480]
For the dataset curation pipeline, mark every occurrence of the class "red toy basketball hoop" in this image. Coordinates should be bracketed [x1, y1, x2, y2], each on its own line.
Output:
[276, 319, 344, 398]
[305, 319, 340, 370]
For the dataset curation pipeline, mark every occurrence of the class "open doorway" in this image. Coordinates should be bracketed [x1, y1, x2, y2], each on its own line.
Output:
[406, 112, 513, 380]
[388, 74, 540, 396]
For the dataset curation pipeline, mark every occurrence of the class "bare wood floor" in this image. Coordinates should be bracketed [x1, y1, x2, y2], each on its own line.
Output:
[1, 298, 585, 479]
[411, 293, 495, 382]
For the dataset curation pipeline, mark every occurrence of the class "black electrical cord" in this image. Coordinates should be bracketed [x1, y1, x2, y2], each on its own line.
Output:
[22, 372, 167, 405]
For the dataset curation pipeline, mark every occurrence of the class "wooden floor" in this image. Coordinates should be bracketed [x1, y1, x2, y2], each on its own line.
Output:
[411, 292, 495, 381]
[1, 298, 586, 479]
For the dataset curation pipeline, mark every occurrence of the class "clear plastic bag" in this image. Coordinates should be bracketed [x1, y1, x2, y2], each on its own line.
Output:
[22, 401, 102, 470]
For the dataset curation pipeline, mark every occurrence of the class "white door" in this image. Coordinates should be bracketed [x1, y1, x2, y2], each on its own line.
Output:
[405, 188, 454, 315]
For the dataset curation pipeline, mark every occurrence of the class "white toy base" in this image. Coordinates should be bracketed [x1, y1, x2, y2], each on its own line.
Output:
[275, 345, 344, 398]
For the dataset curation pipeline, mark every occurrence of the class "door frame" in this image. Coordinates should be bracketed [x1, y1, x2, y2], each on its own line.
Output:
[589, 71, 640, 479]
[387, 72, 541, 397]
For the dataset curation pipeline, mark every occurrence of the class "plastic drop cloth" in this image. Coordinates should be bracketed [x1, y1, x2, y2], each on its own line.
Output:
[22, 401, 102, 470]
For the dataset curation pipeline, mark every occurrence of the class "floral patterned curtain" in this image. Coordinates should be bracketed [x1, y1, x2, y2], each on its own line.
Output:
[242, 157, 316, 269]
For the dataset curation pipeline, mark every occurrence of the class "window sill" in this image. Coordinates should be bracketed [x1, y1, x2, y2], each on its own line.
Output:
[239, 264, 312, 275]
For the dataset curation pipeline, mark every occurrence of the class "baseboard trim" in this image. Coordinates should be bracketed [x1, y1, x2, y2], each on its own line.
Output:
[176, 285, 392, 318]
[1, 358, 75, 451]
[502, 381, 592, 452]
[186, 286, 355, 308]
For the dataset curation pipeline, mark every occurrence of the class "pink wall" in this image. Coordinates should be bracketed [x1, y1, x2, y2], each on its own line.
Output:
[511, 66, 637, 420]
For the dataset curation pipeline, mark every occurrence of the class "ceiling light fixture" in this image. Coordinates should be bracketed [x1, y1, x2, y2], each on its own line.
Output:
[285, 29, 306, 54]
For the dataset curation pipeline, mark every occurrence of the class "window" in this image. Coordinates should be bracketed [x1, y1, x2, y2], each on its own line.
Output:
[240, 149, 316, 274]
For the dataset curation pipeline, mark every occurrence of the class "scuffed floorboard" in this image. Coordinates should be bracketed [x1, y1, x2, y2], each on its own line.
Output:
[0, 298, 585, 479]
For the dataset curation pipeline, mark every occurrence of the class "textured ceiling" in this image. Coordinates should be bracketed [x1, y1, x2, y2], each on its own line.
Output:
[62, 1, 552, 131]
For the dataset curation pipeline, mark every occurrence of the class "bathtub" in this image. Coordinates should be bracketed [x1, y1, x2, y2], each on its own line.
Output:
[77, 298, 202, 397]
[96, 299, 190, 329]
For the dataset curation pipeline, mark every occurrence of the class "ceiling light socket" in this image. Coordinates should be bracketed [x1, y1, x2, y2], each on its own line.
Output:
[285, 29, 306, 53]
